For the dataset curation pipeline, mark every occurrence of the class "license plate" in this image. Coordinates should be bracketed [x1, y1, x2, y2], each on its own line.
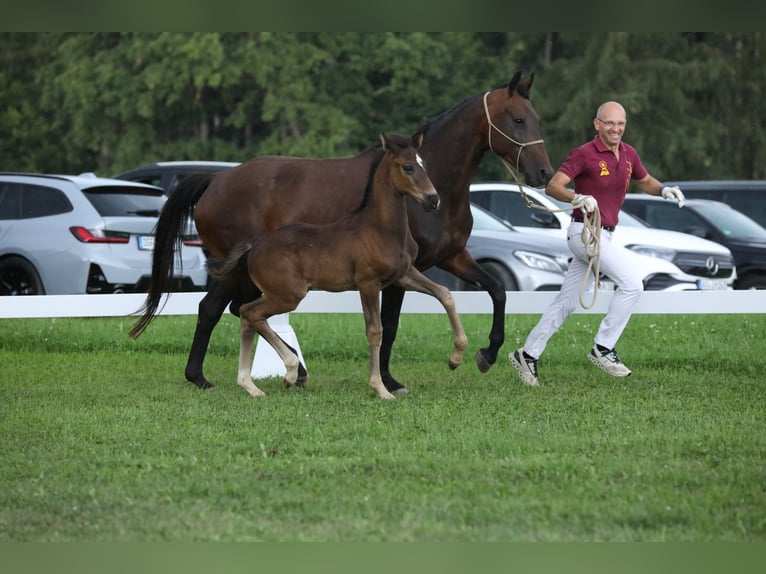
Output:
[137, 235, 155, 251]
[696, 278, 728, 290]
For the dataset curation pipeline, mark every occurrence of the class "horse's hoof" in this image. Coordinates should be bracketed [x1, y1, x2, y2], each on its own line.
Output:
[295, 375, 309, 388]
[383, 377, 407, 394]
[475, 349, 493, 373]
[448, 360, 460, 371]
[392, 386, 408, 395]
[192, 380, 215, 390]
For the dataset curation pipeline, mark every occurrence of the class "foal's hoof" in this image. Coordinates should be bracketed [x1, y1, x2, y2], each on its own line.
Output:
[193, 380, 215, 390]
[448, 359, 461, 371]
[295, 374, 309, 388]
[475, 348, 493, 373]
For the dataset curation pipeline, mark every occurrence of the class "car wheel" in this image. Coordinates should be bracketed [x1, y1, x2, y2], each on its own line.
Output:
[0, 256, 45, 295]
[458, 261, 519, 291]
[736, 273, 766, 290]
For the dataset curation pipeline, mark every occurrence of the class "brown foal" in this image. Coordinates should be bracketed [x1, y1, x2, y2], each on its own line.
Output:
[211, 133, 467, 399]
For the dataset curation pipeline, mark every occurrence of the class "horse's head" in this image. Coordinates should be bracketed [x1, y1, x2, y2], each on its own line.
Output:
[380, 132, 440, 213]
[484, 71, 554, 187]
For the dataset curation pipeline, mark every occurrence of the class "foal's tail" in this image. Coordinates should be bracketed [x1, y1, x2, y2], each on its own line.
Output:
[129, 173, 212, 339]
[206, 242, 252, 281]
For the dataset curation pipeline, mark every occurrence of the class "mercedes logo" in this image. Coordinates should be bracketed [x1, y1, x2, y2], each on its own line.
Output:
[705, 256, 719, 276]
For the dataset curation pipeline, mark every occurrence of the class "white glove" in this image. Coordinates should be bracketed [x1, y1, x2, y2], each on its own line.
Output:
[661, 185, 685, 208]
[571, 193, 598, 214]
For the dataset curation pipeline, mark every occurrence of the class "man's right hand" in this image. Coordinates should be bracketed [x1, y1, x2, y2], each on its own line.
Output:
[571, 193, 598, 214]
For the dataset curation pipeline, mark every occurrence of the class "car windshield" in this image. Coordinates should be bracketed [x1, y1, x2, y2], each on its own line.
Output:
[470, 204, 514, 231]
[617, 209, 648, 228]
[692, 202, 766, 241]
[83, 186, 166, 217]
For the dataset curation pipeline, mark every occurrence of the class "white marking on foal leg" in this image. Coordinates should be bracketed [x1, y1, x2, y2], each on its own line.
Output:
[238, 317, 266, 397]
[256, 320, 300, 387]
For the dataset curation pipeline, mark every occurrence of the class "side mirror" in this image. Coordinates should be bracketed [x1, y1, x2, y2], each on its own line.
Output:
[531, 211, 559, 229]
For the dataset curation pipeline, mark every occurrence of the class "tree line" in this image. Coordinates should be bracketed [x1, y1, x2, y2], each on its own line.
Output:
[1, 32, 763, 182]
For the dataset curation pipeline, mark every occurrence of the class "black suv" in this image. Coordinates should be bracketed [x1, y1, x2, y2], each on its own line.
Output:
[665, 180, 766, 229]
[621, 196, 766, 289]
[114, 161, 239, 196]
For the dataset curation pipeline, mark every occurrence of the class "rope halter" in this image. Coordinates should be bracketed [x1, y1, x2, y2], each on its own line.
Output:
[482, 91, 544, 175]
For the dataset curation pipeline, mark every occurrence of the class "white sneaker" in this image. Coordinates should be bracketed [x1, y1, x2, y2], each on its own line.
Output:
[588, 346, 632, 377]
[510, 348, 539, 386]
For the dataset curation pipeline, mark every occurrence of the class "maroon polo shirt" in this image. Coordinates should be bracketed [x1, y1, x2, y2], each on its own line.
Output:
[559, 136, 648, 228]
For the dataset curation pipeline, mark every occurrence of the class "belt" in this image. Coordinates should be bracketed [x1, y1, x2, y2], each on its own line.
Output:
[571, 217, 615, 232]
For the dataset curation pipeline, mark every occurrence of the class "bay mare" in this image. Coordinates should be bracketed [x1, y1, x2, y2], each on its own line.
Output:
[209, 133, 467, 399]
[130, 71, 553, 393]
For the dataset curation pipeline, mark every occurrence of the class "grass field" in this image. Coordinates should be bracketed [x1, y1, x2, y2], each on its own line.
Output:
[1, 311, 764, 541]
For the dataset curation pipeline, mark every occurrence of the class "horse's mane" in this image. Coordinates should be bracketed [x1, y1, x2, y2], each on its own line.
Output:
[414, 93, 478, 140]
[353, 133, 413, 213]
[413, 80, 530, 140]
[353, 144, 385, 213]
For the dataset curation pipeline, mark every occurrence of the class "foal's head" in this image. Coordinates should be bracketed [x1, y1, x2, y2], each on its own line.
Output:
[381, 132, 440, 212]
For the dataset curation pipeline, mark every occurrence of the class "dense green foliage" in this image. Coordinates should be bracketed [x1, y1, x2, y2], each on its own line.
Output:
[2, 32, 764, 181]
[2, 313, 764, 541]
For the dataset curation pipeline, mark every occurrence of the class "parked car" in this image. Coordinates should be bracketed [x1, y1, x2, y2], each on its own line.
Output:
[470, 182, 736, 291]
[0, 173, 208, 295]
[423, 204, 570, 291]
[113, 161, 239, 196]
[621, 196, 766, 289]
[664, 180, 766, 230]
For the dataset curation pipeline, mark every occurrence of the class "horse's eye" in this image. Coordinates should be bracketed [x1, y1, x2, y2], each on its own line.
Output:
[403, 164, 414, 174]
[513, 118, 524, 125]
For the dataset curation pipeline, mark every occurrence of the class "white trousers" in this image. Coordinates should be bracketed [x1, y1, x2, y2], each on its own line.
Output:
[523, 221, 644, 359]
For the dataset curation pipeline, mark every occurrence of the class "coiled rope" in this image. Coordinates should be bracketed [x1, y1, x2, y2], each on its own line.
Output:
[516, 187, 601, 308]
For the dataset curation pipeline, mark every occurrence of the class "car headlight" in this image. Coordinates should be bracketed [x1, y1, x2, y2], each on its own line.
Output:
[626, 244, 677, 262]
[513, 250, 569, 273]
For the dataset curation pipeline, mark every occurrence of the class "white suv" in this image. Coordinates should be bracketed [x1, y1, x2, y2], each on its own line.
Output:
[470, 182, 736, 291]
[0, 173, 209, 295]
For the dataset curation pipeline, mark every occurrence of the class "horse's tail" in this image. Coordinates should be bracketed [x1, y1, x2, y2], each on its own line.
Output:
[129, 173, 213, 339]
[206, 242, 252, 281]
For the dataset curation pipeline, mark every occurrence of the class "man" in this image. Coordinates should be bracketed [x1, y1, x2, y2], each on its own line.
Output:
[510, 101, 685, 386]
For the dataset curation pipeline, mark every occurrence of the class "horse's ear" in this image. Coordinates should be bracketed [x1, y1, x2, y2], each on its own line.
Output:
[508, 70, 523, 95]
[413, 132, 424, 150]
[525, 72, 535, 91]
[380, 132, 389, 151]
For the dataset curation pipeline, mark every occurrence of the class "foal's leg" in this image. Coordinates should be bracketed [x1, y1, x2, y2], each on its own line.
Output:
[360, 289, 396, 400]
[255, 322, 302, 388]
[237, 314, 266, 398]
[396, 269, 468, 370]
[232, 279, 309, 386]
[240, 297, 302, 390]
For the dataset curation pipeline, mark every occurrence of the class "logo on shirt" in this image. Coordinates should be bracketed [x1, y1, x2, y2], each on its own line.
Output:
[599, 161, 610, 176]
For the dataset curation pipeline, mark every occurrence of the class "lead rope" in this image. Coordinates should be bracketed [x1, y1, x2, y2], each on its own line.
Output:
[483, 92, 601, 309]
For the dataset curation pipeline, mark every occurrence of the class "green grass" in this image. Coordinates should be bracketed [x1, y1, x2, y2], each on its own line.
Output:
[1, 312, 764, 541]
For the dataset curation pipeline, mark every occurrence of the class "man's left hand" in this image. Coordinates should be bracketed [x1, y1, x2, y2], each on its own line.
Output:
[661, 186, 685, 208]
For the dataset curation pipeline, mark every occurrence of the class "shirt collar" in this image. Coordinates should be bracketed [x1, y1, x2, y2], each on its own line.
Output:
[592, 135, 624, 154]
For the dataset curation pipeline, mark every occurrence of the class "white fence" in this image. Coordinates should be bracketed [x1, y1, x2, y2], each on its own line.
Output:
[2, 291, 762, 379]
[1, 290, 764, 319]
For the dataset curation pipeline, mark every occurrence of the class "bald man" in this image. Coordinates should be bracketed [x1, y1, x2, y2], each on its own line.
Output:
[510, 101, 685, 386]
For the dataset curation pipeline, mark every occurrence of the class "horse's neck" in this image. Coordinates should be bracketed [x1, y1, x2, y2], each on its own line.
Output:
[365, 165, 410, 238]
[422, 95, 487, 206]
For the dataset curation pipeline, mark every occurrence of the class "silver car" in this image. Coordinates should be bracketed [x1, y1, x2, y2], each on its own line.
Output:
[0, 173, 208, 295]
[424, 204, 571, 291]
